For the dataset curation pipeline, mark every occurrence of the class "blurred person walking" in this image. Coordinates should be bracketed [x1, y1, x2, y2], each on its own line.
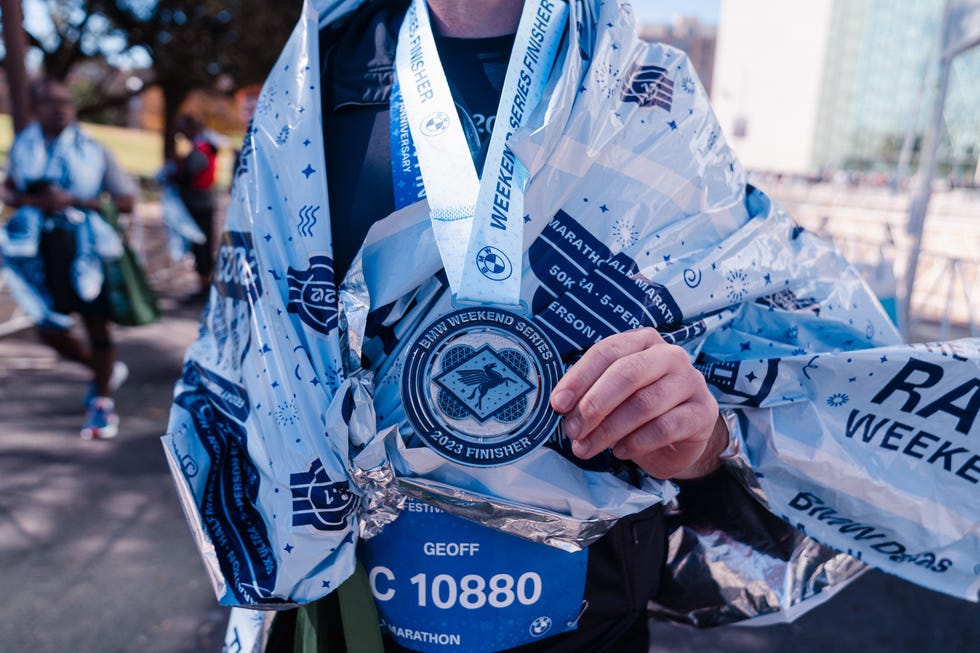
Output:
[1, 78, 136, 439]
[167, 115, 218, 301]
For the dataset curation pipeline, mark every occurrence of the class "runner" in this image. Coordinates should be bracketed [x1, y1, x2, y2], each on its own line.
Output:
[2, 78, 136, 439]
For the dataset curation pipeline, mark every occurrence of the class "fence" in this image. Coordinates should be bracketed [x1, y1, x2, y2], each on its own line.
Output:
[770, 182, 979, 341]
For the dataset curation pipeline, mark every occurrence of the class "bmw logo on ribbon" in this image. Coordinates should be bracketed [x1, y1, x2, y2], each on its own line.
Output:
[476, 246, 512, 282]
[420, 111, 451, 136]
[401, 308, 563, 467]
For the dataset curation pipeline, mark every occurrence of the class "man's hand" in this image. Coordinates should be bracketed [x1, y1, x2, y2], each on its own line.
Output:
[37, 185, 75, 214]
[550, 328, 728, 479]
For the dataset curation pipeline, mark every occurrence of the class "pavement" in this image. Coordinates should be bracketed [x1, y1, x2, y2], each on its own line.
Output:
[0, 204, 977, 653]
[0, 281, 228, 653]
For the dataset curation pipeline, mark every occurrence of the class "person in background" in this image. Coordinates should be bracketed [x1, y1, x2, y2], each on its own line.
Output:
[168, 114, 218, 301]
[2, 78, 136, 439]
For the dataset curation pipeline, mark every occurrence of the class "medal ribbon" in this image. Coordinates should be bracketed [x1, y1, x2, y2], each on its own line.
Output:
[394, 0, 568, 307]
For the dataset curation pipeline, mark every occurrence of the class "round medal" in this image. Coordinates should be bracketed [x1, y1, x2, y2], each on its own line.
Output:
[401, 308, 563, 467]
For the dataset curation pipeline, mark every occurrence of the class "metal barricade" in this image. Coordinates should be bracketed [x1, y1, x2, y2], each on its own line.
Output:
[819, 225, 978, 340]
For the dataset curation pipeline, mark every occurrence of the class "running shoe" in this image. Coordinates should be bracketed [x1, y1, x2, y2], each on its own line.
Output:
[80, 397, 120, 440]
[82, 360, 129, 408]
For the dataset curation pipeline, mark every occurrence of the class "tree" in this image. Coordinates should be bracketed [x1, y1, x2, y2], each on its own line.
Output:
[14, 0, 147, 120]
[7, 1, 300, 157]
[2, 0, 31, 131]
[98, 0, 300, 159]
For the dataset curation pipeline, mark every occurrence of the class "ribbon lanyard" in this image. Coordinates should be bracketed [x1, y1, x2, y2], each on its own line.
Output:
[394, 0, 568, 309]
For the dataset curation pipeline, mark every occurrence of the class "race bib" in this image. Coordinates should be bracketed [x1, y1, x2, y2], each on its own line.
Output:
[360, 498, 588, 652]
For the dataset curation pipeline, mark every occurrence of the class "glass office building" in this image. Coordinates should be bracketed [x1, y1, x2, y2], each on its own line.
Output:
[713, 0, 980, 178]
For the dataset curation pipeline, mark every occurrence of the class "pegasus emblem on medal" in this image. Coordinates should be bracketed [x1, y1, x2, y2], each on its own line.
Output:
[458, 363, 515, 409]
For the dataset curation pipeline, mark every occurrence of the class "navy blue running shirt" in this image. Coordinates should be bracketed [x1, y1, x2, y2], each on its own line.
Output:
[323, 20, 513, 281]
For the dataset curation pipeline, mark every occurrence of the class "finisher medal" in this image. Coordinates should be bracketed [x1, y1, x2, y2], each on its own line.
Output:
[401, 308, 562, 467]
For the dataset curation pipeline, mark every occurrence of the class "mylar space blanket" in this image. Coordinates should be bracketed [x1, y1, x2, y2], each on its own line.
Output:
[162, 0, 979, 613]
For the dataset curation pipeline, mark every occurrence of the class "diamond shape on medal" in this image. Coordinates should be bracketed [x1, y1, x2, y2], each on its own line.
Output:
[434, 344, 534, 423]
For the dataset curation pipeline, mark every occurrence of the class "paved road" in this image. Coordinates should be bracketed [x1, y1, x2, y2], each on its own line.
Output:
[0, 290, 228, 653]
[0, 202, 976, 653]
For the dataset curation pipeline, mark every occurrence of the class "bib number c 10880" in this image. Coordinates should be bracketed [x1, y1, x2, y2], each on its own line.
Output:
[370, 567, 543, 610]
[359, 498, 588, 652]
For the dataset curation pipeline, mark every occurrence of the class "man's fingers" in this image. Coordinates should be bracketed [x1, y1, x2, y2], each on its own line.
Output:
[577, 403, 716, 478]
[626, 436, 711, 480]
[610, 401, 713, 460]
[551, 328, 666, 414]
[559, 341, 691, 441]
[567, 369, 696, 457]
[550, 328, 720, 475]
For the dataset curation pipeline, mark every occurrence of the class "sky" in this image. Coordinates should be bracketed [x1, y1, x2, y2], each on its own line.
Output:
[632, 0, 722, 25]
